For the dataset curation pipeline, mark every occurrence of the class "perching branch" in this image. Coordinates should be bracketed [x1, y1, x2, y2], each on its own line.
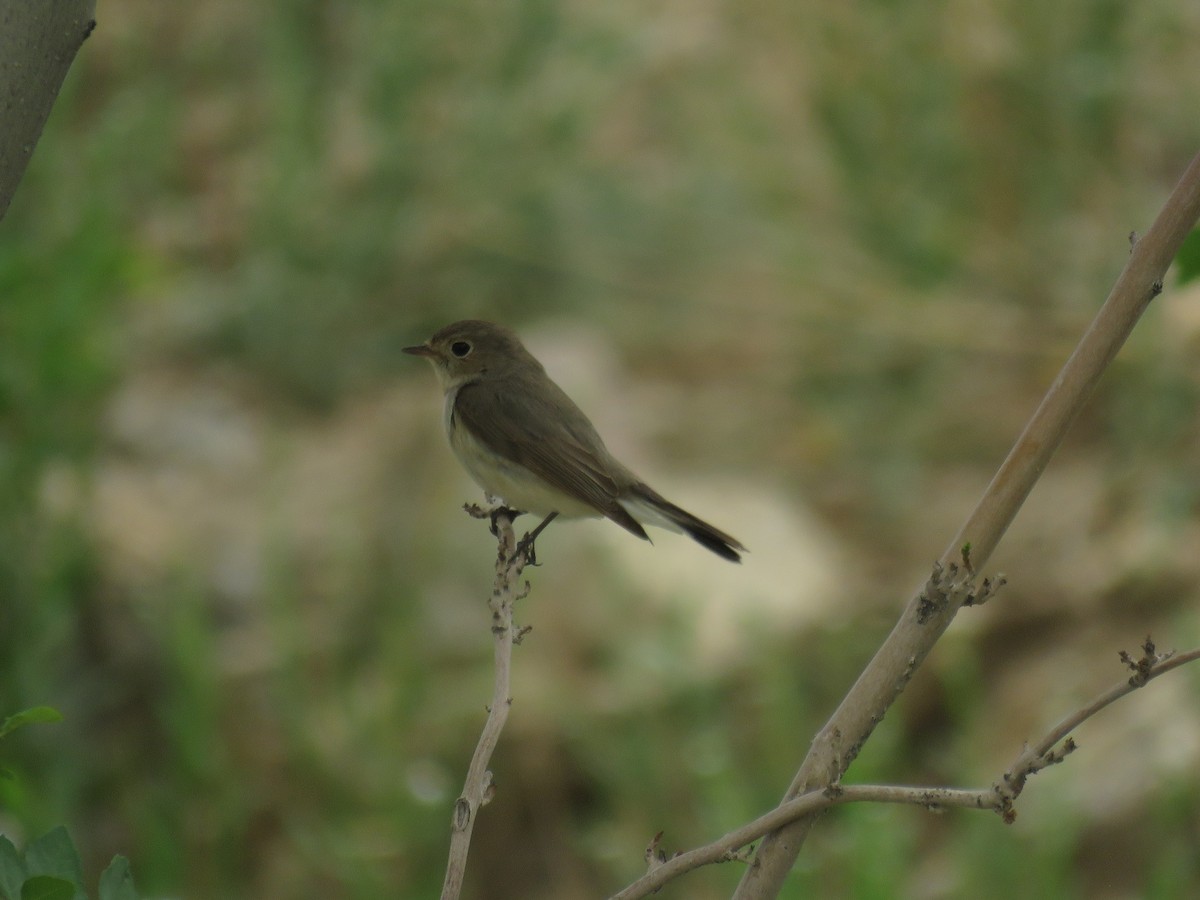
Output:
[440, 505, 532, 900]
[732, 150, 1200, 899]
[612, 640, 1200, 899]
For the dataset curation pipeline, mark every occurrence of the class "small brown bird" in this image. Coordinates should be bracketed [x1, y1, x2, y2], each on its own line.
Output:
[404, 320, 746, 562]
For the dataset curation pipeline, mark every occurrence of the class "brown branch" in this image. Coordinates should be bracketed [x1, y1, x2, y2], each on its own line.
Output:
[611, 785, 992, 900]
[613, 641, 1200, 899]
[994, 638, 1200, 817]
[440, 505, 531, 900]
[732, 150, 1200, 899]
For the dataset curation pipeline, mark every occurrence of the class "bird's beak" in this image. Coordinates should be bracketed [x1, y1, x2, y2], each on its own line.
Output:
[403, 343, 436, 358]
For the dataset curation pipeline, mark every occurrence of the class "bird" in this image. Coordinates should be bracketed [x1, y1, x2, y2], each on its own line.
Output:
[404, 320, 746, 562]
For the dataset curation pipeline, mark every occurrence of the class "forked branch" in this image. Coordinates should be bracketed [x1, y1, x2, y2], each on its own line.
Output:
[612, 640, 1200, 899]
[733, 150, 1200, 899]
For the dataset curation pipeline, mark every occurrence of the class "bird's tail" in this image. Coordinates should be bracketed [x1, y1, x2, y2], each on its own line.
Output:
[619, 483, 746, 563]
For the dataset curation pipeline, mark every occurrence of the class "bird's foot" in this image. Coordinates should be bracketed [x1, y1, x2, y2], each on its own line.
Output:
[509, 512, 558, 567]
[513, 531, 542, 567]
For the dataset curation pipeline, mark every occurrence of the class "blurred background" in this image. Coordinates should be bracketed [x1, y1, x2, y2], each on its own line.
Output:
[3, 1, 1200, 897]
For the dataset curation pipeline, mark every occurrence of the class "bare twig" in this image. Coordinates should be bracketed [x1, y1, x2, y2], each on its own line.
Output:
[613, 641, 1200, 899]
[733, 151, 1200, 899]
[440, 505, 531, 900]
[611, 784, 992, 900]
[994, 639, 1200, 819]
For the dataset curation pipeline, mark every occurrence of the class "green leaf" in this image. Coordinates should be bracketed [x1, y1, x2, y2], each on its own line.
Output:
[19, 877, 73, 900]
[1176, 229, 1200, 286]
[22, 830, 82, 894]
[0, 709, 63, 741]
[0, 837, 26, 900]
[98, 858, 137, 900]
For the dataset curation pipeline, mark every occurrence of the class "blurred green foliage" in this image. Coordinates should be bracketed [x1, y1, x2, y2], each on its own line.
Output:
[0, 712, 136, 900]
[0, 825, 137, 900]
[1177, 229, 1200, 285]
[2, 0, 1200, 898]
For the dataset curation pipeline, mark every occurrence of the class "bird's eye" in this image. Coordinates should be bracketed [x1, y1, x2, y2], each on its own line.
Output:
[450, 341, 472, 358]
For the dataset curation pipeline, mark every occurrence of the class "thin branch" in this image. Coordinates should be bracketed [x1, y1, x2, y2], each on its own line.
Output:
[995, 639, 1200, 816]
[733, 150, 1200, 899]
[440, 505, 531, 900]
[613, 641, 1200, 899]
[1035, 637, 1191, 758]
[611, 785, 992, 900]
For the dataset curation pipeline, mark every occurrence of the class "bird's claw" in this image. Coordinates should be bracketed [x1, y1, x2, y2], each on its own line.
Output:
[513, 531, 542, 566]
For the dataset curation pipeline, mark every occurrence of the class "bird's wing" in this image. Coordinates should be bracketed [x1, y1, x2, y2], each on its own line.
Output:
[452, 375, 649, 539]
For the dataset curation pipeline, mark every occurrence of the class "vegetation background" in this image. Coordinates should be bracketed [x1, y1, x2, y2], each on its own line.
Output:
[3, 1, 1200, 897]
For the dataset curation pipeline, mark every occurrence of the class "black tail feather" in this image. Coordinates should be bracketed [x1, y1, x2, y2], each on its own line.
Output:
[680, 521, 744, 562]
[630, 483, 746, 563]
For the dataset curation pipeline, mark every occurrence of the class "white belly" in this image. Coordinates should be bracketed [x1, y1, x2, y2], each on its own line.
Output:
[444, 390, 600, 519]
